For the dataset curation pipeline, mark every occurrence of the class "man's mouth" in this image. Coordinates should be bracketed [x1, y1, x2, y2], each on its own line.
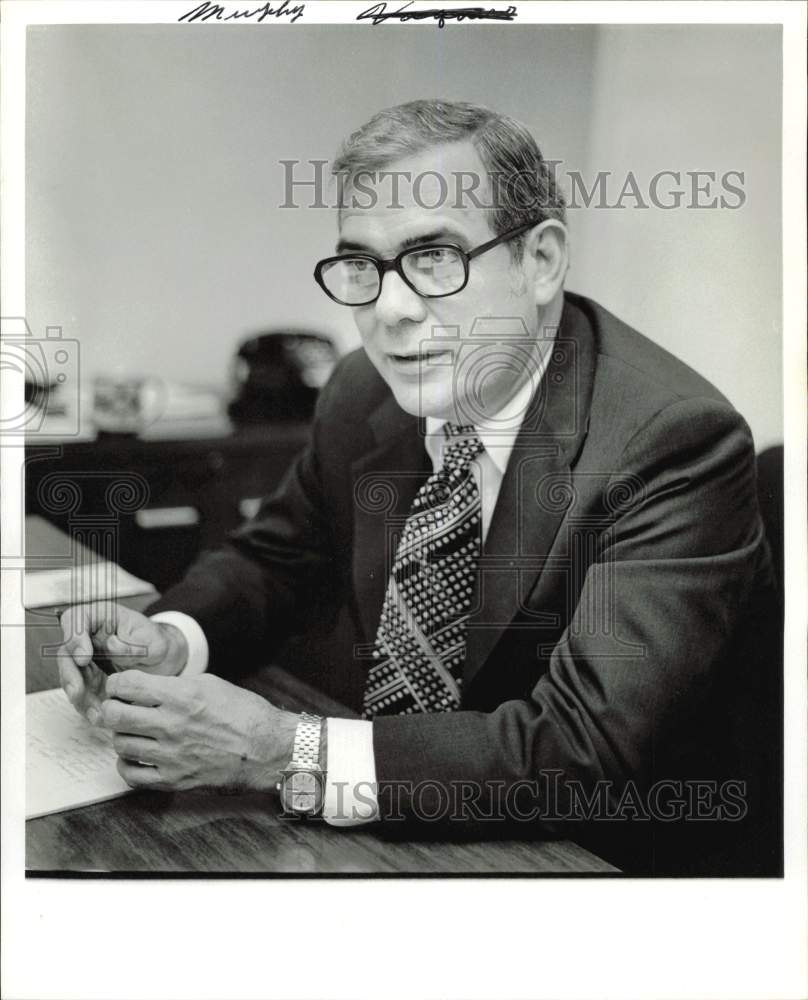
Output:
[388, 349, 452, 364]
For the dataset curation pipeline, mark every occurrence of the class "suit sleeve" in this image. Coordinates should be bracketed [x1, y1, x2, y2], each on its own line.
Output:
[145, 364, 345, 677]
[371, 396, 768, 826]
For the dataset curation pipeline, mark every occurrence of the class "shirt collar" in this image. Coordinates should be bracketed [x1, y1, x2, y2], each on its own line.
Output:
[424, 342, 552, 475]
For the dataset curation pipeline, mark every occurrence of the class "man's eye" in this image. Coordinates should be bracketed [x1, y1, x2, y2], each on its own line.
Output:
[427, 248, 451, 264]
[346, 259, 371, 272]
[413, 248, 455, 268]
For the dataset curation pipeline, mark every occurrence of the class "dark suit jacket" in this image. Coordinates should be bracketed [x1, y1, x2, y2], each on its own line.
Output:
[149, 293, 780, 874]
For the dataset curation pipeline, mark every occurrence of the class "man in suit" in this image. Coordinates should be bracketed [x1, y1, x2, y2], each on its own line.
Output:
[57, 100, 779, 873]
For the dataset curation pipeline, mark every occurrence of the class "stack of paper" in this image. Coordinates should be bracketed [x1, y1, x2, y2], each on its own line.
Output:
[26, 688, 132, 820]
[23, 564, 155, 609]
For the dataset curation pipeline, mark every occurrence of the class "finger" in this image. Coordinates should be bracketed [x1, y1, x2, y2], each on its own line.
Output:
[112, 734, 162, 765]
[100, 698, 163, 738]
[59, 608, 94, 668]
[97, 633, 144, 670]
[57, 646, 84, 706]
[106, 669, 174, 706]
[96, 606, 164, 664]
[87, 600, 121, 636]
[104, 631, 165, 669]
[116, 757, 167, 789]
[57, 649, 105, 721]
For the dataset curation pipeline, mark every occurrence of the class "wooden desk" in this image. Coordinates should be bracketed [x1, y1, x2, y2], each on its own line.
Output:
[25, 516, 619, 875]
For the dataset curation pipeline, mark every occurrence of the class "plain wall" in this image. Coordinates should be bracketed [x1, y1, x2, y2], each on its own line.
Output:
[25, 25, 597, 376]
[570, 25, 782, 449]
[26, 24, 782, 447]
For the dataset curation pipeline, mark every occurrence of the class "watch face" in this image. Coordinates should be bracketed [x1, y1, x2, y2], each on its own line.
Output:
[283, 770, 321, 814]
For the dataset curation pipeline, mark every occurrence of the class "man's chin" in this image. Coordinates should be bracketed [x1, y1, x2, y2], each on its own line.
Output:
[365, 351, 460, 420]
[388, 381, 458, 422]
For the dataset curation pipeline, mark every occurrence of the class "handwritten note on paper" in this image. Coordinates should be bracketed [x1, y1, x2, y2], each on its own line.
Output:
[26, 688, 132, 820]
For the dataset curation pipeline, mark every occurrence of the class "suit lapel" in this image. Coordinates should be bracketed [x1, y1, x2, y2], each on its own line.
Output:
[463, 299, 598, 688]
[350, 396, 430, 644]
[347, 298, 597, 681]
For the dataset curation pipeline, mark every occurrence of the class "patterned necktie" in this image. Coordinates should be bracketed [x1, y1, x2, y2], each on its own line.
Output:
[363, 423, 485, 718]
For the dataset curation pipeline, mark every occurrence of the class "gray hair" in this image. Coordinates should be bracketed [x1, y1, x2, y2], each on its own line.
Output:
[333, 99, 566, 258]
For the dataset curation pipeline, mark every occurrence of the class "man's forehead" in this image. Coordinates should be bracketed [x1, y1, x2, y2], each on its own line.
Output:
[338, 141, 496, 246]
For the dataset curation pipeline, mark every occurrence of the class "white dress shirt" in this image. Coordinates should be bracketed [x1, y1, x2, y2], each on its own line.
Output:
[153, 349, 551, 826]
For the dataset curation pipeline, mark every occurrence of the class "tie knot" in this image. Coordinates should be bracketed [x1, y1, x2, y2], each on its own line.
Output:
[442, 423, 484, 473]
[444, 422, 476, 439]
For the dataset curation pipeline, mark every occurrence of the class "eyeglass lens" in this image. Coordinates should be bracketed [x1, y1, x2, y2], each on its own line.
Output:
[320, 246, 466, 304]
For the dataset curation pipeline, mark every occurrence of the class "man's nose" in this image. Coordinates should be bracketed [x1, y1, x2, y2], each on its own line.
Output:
[373, 270, 427, 327]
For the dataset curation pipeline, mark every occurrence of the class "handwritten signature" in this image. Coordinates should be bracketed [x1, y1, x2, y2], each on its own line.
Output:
[178, 0, 305, 24]
[357, 1, 517, 28]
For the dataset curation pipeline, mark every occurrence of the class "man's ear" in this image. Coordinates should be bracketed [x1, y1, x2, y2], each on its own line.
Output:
[523, 220, 569, 306]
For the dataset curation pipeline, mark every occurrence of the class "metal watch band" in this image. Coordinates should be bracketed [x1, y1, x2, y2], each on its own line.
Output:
[289, 712, 322, 770]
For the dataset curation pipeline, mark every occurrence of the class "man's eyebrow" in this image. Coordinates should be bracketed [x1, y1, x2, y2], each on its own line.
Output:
[400, 230, 469, 250]
[335, 238, 371, 254]
[334, 229, 470, 256]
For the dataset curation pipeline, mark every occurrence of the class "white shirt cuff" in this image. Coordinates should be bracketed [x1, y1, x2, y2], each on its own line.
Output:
[323, 718, 379, 826]
[149, 611, 209, 675]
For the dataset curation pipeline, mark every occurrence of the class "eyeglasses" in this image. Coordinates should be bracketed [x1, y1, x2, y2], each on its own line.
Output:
[313, 219, 542, 307]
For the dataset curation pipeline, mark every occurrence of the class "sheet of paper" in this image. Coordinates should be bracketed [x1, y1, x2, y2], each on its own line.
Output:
[23, 563, 156, 609]
[26, 687, 132, 820]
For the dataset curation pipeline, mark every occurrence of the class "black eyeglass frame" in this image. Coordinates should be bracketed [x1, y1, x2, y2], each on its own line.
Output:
[313, 218, 544, 306]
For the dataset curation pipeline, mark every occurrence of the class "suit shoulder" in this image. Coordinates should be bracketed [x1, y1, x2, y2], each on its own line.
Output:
[317, 347, 391, 423]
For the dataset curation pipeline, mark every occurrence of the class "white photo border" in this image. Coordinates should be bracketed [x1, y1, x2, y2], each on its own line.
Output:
[2, 3, 805, 999]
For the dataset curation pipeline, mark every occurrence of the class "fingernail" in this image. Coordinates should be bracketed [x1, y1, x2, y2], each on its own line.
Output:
[65, 685, 77, 700]
[87, 708, 100, 726]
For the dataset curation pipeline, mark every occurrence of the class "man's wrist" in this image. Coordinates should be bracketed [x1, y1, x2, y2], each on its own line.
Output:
[148, 611, 209, 675]
[275, 713, 327, 814]
[274, 710, 302, 785]
[240, 705, 298, 794]
[157, 622, 189, 675]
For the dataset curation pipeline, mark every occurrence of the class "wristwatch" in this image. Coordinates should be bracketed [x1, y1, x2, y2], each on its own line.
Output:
[277, 713, 325, 818]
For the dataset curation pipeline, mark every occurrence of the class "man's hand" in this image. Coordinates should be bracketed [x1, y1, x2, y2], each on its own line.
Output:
[101, 670, 298, 793]
[58, 602, 188, 724]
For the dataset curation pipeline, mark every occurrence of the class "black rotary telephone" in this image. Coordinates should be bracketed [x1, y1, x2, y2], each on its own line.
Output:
[228, 330, 338, 423]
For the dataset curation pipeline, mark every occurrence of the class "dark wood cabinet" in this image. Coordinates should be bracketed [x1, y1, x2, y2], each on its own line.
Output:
[24, 424, 311, 592]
